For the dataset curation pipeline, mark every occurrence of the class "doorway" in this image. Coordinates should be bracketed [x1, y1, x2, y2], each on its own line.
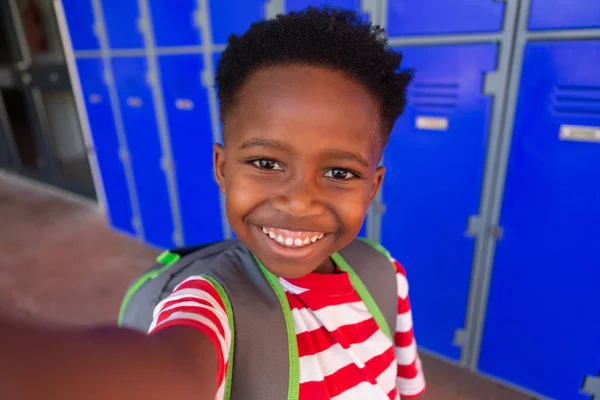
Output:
[0, 0, 96, 198]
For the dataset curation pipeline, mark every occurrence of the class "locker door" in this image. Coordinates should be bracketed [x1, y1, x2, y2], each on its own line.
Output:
[76, 58, 135, 235]
[210, 0, 266, 44]
[381, 44, 498, 361]
[386, 0, 505, 36]
[479, 41, 600, 400]
[159, 54, 223, 245]
[149, 0, 202, 47]
[102, 0, 144, 49]
[112, 57, 175, 248]
[529, 0, 600, 30]
[61, 0, 99, 50]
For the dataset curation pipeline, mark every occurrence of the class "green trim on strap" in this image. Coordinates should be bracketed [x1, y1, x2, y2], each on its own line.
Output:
[251, 254, 300, 400]
[357, 237, 391, 259]
[331, 251, 393, 341]
[117, 250, 181, 326]
[202, 275, 235, 400]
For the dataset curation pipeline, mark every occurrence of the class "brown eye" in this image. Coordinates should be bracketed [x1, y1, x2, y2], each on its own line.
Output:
[253, 159, 283, 170]
[325, 168, 355, 180]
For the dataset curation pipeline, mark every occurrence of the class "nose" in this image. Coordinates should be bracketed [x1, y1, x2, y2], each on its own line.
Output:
[272, 176, 326, 218]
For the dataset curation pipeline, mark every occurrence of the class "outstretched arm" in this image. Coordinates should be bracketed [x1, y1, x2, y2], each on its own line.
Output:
[0, 320, 218, 400]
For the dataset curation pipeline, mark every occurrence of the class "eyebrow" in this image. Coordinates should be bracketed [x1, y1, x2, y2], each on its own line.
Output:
[323, 150, 370, 168]
[239, 138, 290, 152]
[239, 138, 370, 168]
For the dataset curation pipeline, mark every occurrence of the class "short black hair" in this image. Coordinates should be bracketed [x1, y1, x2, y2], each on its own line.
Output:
[215, 6, 414, 144]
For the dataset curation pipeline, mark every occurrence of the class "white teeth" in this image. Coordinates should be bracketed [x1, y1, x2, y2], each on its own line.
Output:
[262, 227, 326, 248]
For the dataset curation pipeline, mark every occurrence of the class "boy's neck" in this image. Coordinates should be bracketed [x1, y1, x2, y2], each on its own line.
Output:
[313, 257, 337, 274]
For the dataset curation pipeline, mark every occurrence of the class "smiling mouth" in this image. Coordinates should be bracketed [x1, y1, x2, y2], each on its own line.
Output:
[261, 226, 327, 248]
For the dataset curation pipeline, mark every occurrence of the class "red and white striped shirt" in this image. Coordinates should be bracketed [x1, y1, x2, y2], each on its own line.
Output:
[149, 256, 426, 399]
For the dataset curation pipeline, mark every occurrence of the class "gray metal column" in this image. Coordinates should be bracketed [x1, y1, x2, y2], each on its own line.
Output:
[362, 0, 387, 243]
[461, 0, 520, 369]
[361, 0, 380, 25]
[265, 0, 284, 18]
[91, 0, 145, 240]
[194, 0, 232, 240]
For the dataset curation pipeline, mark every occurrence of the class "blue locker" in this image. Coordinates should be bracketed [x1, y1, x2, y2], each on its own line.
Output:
[61, 0, 99, 50]
[381, 44, 498, 361]
[102, 0, 144, 49]
[479, 41, 600, 400]
[76, 58, 135, 235]
[529, 0, 600, 30]
[111, 57, 175, 248]
[159, 54, 223, 245]
[149, 0, 202, 47]
[386, 0, 505, 36]
[209, 0, 266, 44]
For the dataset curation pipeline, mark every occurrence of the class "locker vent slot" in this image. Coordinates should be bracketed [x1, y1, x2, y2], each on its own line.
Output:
[408, 82, 459, 113]
[552, 85, 600, 117]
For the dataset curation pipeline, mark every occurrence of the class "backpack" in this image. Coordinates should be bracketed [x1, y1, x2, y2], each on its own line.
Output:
[118, 238, 398, 400]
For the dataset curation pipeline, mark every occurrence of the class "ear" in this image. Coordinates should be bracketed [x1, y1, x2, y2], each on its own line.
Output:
[213, 143, 226, 193]
[369, 165, 385, 204]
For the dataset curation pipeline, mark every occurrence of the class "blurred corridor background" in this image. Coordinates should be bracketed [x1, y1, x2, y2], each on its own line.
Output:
[0, 0, 599, 399]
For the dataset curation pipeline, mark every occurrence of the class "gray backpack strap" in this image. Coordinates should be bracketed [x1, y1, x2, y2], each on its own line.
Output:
[337, 238, 398, 340]
[201, 243, 292, 400]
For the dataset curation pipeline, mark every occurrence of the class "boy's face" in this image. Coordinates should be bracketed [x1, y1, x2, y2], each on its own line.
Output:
[214, 65, 385, 278]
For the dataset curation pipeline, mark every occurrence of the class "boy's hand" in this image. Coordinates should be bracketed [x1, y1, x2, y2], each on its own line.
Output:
[0, 318, 217, 400]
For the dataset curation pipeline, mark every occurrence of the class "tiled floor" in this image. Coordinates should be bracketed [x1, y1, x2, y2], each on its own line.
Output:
[0, 172, 535, 399]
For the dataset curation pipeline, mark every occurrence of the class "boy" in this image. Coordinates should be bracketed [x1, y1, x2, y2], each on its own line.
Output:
[0, 6, 425, 400]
